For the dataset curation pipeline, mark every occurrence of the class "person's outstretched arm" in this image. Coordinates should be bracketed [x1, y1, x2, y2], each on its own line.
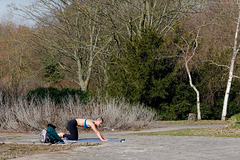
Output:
[89, 123, 109, 141]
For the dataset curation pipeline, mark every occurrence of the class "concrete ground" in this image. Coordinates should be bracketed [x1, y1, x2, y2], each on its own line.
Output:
[1, 124, 239, 160]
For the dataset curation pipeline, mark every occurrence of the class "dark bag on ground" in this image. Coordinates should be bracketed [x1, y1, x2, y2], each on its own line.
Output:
[40, 124, 64, 144]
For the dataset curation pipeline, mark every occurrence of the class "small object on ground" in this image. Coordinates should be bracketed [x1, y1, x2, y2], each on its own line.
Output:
[120, 139, 126, 142]
[188, 113, 197, 122]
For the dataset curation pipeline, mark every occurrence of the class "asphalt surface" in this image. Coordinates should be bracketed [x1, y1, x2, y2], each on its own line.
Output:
[1, 123, 239, 160]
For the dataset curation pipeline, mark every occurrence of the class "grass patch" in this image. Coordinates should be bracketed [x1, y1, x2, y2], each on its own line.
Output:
[132, 129, 141, 131]
[158, 120, 227, 125]
[0, 143, 100, 160]
[134, 127, 240, 138]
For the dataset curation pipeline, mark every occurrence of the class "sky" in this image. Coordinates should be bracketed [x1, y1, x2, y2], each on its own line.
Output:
[0, 0, 36, 25]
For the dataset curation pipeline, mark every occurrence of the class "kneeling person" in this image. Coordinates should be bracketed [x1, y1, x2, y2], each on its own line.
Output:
[59, 117, 109, 141]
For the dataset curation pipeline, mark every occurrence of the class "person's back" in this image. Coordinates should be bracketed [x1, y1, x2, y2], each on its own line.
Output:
[76, 118, 92, 128]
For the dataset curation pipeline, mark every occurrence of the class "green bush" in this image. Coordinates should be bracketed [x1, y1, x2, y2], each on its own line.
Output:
[27, 87, 89, 104]
[228, 113, 240, 128]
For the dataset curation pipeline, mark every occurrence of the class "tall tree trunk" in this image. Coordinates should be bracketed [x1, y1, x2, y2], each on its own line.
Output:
[177, 30, 201, 120]
[185, 30, 201, 120]
[185, 62, 201, 120]
[222, 3, 240, 121]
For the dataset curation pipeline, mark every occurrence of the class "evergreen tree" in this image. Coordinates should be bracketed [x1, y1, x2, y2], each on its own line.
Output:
[108, 28, 177, 107]
[41, 57, 64, 84]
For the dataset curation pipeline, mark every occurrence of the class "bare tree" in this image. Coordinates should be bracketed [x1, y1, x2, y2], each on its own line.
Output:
[182, 0, 240, 120]
[100, 0, 205, 41]
[0, 24, 42, 95]
[176, 30, 201, 120]
[222, 1, 240, 121]
[12, 0, 112, 91]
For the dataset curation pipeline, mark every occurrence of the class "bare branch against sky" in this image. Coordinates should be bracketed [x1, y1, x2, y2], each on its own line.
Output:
[0, 0, 36, 25]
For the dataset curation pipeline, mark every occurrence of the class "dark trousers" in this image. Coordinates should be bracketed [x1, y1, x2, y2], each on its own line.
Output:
[63, 119, 78, 140]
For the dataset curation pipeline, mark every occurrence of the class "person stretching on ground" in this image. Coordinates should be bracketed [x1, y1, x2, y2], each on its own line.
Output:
[58, 117, 109, 141]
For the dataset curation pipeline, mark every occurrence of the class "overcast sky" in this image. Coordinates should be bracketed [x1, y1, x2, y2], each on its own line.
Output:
[0, 0, 36, 25]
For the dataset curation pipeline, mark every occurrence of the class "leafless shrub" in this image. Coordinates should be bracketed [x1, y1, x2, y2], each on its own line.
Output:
[0, 95, 157, 131]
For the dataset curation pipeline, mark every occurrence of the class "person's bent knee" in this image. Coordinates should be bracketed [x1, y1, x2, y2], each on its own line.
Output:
[63, 134, 78, 140]
[71, 134, 78, 140]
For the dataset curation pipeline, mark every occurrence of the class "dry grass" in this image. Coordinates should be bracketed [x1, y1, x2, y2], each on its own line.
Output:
[0, 93, 157, 131]
[0, 143, 100, 160]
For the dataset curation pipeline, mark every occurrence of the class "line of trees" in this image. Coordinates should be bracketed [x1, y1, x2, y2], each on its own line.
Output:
[1, 0, 240, 120]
